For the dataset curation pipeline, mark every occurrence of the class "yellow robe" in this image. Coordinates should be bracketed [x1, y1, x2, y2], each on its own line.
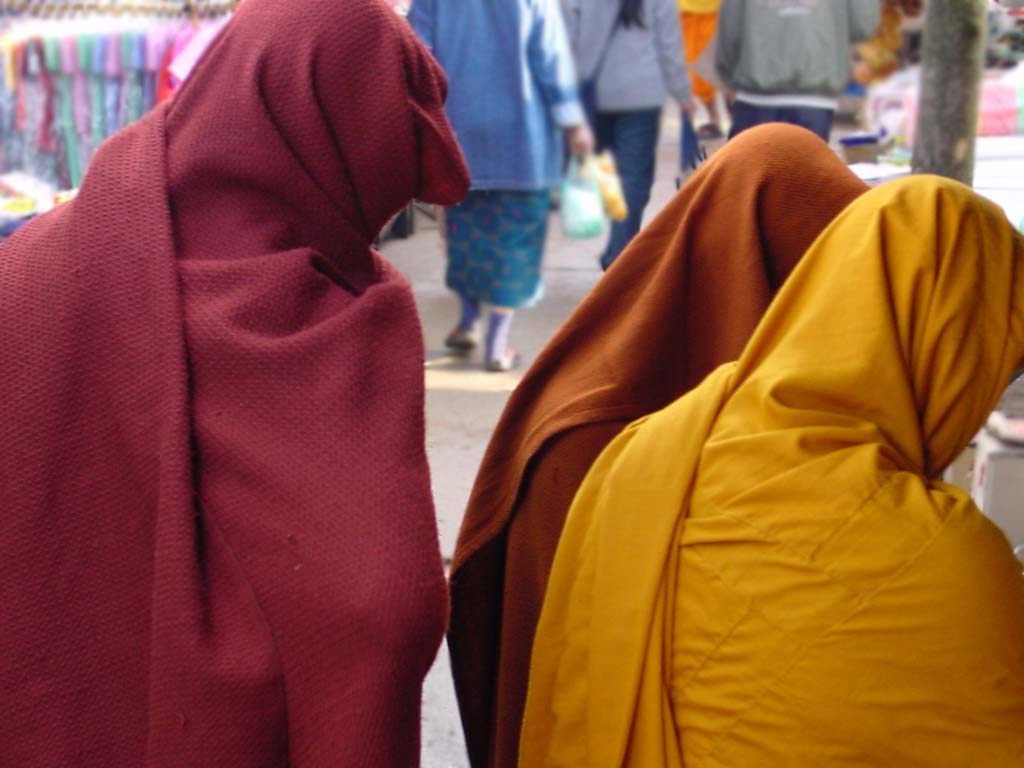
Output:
[520, 176, 1024, 767]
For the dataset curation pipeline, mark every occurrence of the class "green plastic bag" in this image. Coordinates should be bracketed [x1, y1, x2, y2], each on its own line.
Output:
[560, 156, 606, 240]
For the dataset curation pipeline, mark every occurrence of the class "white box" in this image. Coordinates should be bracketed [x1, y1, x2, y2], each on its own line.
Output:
[970, 430, 1024, 555]
[943, 443, 976, 495]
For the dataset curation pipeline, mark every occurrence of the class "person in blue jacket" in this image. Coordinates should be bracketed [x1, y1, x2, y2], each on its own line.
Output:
[409, 0, 592, 372]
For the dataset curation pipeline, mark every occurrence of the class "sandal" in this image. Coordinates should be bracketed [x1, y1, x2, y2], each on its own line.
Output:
[485, 349, 521, 372]
[696, 122, 723, 140]
[445, 327, 479, 354]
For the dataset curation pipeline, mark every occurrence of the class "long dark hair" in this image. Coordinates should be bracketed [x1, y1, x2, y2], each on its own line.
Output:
[619, 0, 645, 28]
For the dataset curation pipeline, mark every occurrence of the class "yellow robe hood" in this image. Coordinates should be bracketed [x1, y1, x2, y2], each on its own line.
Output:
[521, 176, 1024, 767]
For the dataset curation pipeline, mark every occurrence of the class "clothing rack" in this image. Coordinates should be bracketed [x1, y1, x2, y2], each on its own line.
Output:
[0, 1, 239, 18]
[0, 0, 236, 201]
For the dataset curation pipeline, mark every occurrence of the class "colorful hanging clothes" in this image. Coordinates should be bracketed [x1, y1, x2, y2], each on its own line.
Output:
[49, 35, 80, 188]
[14, 39, 27, 131]
[157, 23, 197, 104]
[21, 39, 57, 183]
[33, 38, 56, 154]
[89, 31, 107, 142]
[103, 31, 122, 137]
[70, 34, 93, 174]
[0, 19, 209, 188]
[168, 14, 231, 86]
[0, 37, 19, 170]
[120, 31, 145, 126]
[144, 26, 170, 112]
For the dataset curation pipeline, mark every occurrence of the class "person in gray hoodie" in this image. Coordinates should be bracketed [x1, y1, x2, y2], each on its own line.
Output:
[716, 0, 881, 141]
[564, 0, 692, 270]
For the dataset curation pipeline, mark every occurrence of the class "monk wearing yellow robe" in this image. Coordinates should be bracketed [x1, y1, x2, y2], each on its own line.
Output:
[521, 176, 1024, 767]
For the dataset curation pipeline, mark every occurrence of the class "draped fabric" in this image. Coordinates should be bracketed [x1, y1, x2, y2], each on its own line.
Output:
[0, 1, 469, 766]
[521, 176, 1024, 767]
[447, 124, 869, 768]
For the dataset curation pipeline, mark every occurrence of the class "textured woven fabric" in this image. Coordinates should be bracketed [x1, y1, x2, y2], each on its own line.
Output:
[0, 1, 468, 766]
[446, 124, 868, 768]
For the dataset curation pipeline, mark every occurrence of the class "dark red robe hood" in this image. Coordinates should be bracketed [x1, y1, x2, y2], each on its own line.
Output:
[0, 0, 469, 765]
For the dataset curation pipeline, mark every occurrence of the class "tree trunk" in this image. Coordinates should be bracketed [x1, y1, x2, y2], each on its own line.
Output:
[911, 0, 987, 185]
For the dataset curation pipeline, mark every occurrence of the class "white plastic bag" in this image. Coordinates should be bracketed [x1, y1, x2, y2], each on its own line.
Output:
[560, 156, 606, 240]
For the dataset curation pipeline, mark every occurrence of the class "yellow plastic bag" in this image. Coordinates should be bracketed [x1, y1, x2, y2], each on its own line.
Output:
[589, 151, 628, 222]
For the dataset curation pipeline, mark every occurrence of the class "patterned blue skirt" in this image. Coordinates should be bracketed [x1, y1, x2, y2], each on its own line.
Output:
[445, 189, 551, 309]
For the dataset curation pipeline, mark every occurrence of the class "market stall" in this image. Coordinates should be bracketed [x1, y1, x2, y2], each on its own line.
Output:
[0, 0, 236, 236]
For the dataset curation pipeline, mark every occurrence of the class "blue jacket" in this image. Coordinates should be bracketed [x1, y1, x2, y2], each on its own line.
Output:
[409, 0, 584, 191]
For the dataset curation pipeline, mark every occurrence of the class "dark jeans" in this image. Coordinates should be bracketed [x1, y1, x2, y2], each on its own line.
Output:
[595, 108, 661, 271]
[728, 101, 834, 142]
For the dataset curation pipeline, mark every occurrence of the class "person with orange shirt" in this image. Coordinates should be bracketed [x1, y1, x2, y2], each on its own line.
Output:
[678, 0, 723, 138]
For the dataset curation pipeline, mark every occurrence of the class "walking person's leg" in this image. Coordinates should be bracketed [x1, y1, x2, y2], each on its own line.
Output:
[594, 110, 616, 154]
[702, 98, 723, 138]
[484, 306, 518, 371]
[681, 10, 722, 137]
[780, 106, 834, 142]
[600, 108, 661, 271]
[595, 110, 619, 265]
[727, 101, 780, 139]
[443, 196, 484, 353]
[446, 293, 481, 353]
[480, 189, 550, 371]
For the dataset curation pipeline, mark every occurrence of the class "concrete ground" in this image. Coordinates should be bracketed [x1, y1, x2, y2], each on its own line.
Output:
[380, 115, 1024, 766]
